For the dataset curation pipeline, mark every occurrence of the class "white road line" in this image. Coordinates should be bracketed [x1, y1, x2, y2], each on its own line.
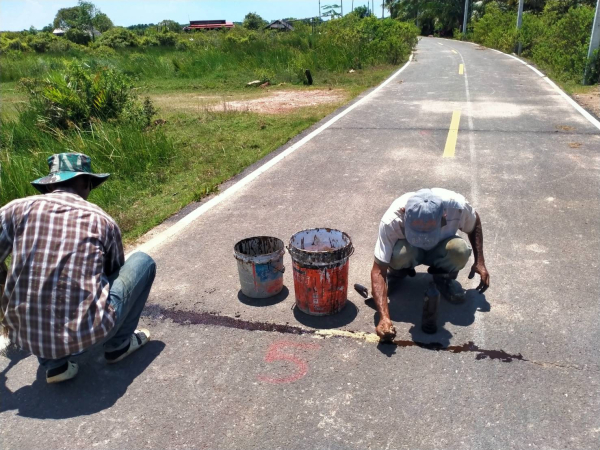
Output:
[456, 49, 485, 347]
[439, 38, 600, 131]
[543, 77, 600, 130]
[496, 51, 600, 131]
[127, 55, 415, 258]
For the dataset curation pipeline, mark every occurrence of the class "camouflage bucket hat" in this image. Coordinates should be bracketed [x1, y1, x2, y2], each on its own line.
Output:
[31, 153, 110, 194]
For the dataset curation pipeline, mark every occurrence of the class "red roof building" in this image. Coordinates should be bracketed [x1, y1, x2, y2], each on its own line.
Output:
[183, 20, 234, 31]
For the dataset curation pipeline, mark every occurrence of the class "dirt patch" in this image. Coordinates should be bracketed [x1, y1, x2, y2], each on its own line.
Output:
[573, 88, 600, 118]
[151, 89, 347, 115]
[568, 142, 582, 148]
[218, 89, 346, 114]
[556, 125, 575, 132]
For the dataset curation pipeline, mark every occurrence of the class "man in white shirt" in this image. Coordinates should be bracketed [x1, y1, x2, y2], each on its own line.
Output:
[371, 188, 490, 340]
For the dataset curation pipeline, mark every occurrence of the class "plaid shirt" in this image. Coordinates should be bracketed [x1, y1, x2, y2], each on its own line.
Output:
[0, 191, 123, 359]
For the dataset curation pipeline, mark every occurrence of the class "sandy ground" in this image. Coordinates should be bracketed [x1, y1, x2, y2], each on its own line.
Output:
[573, 87, 600, 117]
[151, 89, 347, 115]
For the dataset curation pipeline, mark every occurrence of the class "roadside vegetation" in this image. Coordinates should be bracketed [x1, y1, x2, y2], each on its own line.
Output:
[0, 3, 418, 240]
[386, 0, 600, 87]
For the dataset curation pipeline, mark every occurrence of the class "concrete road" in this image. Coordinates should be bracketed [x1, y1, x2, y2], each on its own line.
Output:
[2, 38, 599, 449]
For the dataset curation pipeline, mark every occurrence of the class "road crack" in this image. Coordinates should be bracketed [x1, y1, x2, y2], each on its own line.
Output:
[145, 306, 598, 373]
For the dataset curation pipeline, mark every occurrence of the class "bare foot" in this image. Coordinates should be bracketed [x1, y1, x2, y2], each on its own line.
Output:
[376, 318, 397, 341]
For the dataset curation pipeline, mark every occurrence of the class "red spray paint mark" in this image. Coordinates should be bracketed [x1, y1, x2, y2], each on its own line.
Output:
[257, 341, 321, 384]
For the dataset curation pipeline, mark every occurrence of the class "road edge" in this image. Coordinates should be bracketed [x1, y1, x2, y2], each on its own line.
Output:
[126, 55, 414, 258]
[434, 37, 600, 129]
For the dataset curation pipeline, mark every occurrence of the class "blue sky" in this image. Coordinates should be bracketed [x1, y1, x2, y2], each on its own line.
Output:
[0, 0, 388, 31]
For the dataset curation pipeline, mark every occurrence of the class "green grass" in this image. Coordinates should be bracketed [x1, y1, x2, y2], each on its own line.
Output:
[1, 64, 398, 243]
[0, 17, 418, 242]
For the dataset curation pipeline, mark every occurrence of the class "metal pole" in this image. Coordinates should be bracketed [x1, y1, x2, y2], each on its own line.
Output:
[584, 0, 600, 83]
[319, 0, 321, 20]
[382, 1, 384, 18]
[462, 0, 469, 34]
[372, 0, 374, 16]
[341, 0, 343, 16]
[516, 0, 524, 55]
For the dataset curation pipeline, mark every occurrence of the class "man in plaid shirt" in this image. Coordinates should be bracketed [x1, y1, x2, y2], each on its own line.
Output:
[0, 153, 156, 383]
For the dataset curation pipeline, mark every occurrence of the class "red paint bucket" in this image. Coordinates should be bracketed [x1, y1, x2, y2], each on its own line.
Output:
[288, 228, 354, 316]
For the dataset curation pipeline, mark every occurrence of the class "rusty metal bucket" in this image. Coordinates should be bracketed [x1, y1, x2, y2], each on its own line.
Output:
[234, 236, 285, 299]
[288, 228, 354, 316]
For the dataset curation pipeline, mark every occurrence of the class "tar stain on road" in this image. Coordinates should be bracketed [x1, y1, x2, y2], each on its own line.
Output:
[154, 306, 527, 364]
[383, 340, 526, 363]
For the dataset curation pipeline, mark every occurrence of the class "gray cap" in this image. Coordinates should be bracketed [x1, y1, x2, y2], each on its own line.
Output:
[404, 189, 443, 250]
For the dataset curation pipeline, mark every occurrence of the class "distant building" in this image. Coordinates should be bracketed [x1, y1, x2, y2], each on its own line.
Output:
[51, 27, 101, 38]
[183, 20, 234, 31]
[265, 20, 294, 31]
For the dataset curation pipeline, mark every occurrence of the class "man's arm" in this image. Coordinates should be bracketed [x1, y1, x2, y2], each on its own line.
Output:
[371, 261, 396, 341]
[0, 209, 12, 295]
[104, 222, 125, 276]
[467, 212, 490, 293]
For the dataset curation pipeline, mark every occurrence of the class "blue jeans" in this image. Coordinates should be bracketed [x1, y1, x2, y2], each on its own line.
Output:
[38, 252, 156, 371]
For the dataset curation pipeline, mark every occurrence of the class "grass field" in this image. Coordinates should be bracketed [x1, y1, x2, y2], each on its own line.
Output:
[1, 18, 418, 242]
[0, 63, 400, 242]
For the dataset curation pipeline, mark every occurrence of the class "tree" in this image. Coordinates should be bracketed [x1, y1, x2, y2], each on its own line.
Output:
[352, 5, 372, 17]
[93, 12, 113, 32]
[158, 20, 181, 32]
[52, 1, 113, 41]
[322, 4, 342, 18]
[42, 23, 54, 32]
[243, 12, 267, 29]
[53, 6, 80, 29]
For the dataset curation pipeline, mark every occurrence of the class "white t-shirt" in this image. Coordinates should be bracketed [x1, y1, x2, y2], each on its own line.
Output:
[374, 188, 477, 264]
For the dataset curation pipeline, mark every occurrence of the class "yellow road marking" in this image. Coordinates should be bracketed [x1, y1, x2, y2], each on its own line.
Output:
[459, 63, 464, 74]
[443, 111, 461, 158]
[451, 49, 458, 54]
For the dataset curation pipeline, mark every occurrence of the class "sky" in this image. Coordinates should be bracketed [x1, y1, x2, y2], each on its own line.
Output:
[0, 0, 388, 31]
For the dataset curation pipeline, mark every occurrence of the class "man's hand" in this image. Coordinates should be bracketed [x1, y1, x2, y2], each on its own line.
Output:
[371, 261, 397, 342]
[376, 317, 397, 341]
[468, 262, 490, 294]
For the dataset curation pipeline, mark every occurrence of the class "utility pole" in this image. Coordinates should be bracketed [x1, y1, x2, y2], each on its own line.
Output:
[462, 0, 469, 34]
[372, 0, 374, 16]
[382, 1, 384, 19]
[341, 0, 343, 16]
[516, 0, 524, 55]
[352, 0, 354, 12]
[584, 0, 600, 83]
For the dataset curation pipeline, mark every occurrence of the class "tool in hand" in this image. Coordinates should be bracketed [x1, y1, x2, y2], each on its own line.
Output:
[354, 283, 369, 299]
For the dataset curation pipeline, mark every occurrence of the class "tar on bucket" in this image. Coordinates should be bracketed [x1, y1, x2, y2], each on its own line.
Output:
[288, 228, 354, 316]
[234, 236, 285, 299]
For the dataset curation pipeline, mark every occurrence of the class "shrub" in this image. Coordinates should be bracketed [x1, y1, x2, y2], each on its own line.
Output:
[93, 45, 117, 57]
[18, 61, 151, 129]
[95, 27, 139, 48]
[471, 1, 598, 84]
[319, 16, 418, 69]
[531, 5, 595, 82]
[156, 32, 178, 46]
[472, 2, 518, 52]
[66, 28, 91, 46]
[29, 33, 56, 53]
[140, 36, 159, 46]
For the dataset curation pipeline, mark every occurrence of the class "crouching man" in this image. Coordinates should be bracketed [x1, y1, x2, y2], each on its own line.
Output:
[371, 188, 490, 340]
[0, 153, 156, 383]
